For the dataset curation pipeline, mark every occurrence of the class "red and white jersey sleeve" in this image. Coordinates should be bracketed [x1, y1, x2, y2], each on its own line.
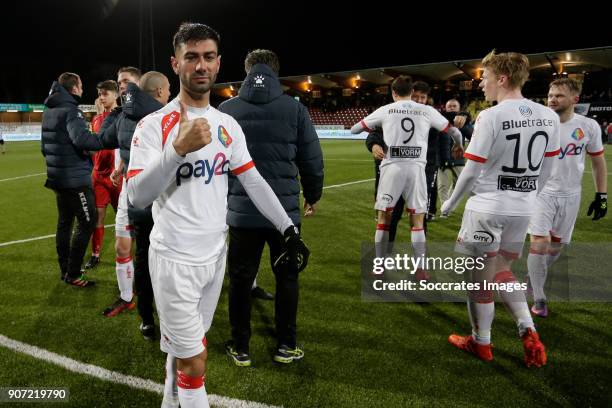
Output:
[359, 106, 385, 133]
[542, 114, 603, 196]
[128, 97, 249, 265]
[465, 99, 560, 216]
[227, 122, 254, 176]
[426, 105, 451, 133]
[126, 116, 162, 180]
[464, 109, 495, 163]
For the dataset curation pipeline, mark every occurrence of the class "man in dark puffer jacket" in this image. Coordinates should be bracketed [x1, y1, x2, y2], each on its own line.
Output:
[98, 73, 169, 340]
[218, 49, 323, 365]
[42, 72, 115, 287]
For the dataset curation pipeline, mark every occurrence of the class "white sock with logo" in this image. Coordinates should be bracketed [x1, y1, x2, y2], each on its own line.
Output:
[177, 371, 208, 408]
[115, 256, 133, 302]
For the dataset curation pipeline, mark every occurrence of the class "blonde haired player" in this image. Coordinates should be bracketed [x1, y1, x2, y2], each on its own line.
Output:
[527, 78, 607, 317]
[441, 50, 560, 367]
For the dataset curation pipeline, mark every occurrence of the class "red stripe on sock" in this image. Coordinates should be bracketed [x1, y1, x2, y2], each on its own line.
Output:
[499, 249, 519, 259]
[116, 256, 132, 264]
[411, 228, 424, 232]
[529, 248, 547, 255]
[494, 270, 517, 284]
[376, 223, 389, 231]
[176, 370, 204, 389]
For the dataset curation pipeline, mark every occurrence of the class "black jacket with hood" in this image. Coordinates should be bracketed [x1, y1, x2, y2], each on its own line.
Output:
[218, 63, 324, 229]
[41, 81, 110, 189]
[98, 82, 164, 220]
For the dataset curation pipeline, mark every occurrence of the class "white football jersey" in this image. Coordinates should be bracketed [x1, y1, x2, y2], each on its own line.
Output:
[464, 99, 561, 216]
[542, 113, 603, 197]
[127, 97, 254, 265]
[360, 100, 449, 166]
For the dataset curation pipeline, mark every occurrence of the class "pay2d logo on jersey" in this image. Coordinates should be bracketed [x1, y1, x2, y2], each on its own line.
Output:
[175, 152, 229, 186]
[559, 128, 586, 159]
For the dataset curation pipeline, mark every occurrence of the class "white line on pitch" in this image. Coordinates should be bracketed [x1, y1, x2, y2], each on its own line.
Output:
[0, 172, 45, 182]
[0, 334, 280, 408]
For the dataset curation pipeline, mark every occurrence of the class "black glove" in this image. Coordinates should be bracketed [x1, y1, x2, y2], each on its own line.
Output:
[587, 192, 607, 221]
[273, 226, 310, 272]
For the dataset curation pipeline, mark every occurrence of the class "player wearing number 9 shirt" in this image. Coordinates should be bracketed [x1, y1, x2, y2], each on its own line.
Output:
[441, 50, 560, 368]
[351, 75, 464, 279]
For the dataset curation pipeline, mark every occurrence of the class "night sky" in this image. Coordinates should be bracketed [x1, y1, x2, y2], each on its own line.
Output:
[1, 0, 608, 104]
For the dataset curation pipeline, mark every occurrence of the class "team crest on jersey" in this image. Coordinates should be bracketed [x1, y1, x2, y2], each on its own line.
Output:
[518, 105, 532, 117]
[571, 128, 585, 141]
[218, 125, 233, 147]
[132, 135, 139, 147]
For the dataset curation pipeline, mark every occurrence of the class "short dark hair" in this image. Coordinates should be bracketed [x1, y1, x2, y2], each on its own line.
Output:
[245, 49, 279, 75]
[117, 66, 142, 79]
[412, 81, 430, 95]
[391, 75, 413, 97]
[97, 80, 118, 93]
[58, 72, 80, 93]
[173, 22, 220, 52]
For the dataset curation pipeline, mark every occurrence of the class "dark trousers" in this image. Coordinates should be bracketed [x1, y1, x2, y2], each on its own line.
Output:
[54, 187, 97, 279]
[228, 226, 299, 352]
[425, 164, 438, 215]
[134, 214, 154, 325]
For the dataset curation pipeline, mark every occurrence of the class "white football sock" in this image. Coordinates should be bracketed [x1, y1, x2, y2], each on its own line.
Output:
[115, 256, 134, 302]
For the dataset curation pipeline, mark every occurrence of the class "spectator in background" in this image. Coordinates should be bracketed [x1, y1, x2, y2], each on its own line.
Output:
[437, 99, 473, 217]
[41, 72, 114, 287]
[219, 49, 323, 366]
[85, 80, 120, 270]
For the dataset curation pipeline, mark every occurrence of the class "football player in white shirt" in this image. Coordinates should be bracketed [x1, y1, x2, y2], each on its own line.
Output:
[527, 78, 607, 317]
[351, 76, 464, 279]
[126, 23, 308, 408]
[441, 51, 561, 367]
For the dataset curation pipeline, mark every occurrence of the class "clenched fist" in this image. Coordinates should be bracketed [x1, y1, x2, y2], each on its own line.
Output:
[172, 100, 212, 156]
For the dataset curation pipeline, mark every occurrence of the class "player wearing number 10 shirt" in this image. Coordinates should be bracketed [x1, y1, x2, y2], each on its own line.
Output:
[441, 50, 560, 368]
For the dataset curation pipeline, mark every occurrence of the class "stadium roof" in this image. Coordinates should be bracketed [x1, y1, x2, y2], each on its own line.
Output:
[214, 47, 612, 97]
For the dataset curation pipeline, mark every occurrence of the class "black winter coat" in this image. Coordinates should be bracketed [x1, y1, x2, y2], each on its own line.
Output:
[218, 64, 324, 228]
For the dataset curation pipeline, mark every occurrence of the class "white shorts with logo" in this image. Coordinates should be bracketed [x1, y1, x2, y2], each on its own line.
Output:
[115, 179, 134, 238]
[528, 192, 581, 244]
[375, 163, 427, 214]
[455, 209, 530, 259]
[149, 245, 226, 359]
